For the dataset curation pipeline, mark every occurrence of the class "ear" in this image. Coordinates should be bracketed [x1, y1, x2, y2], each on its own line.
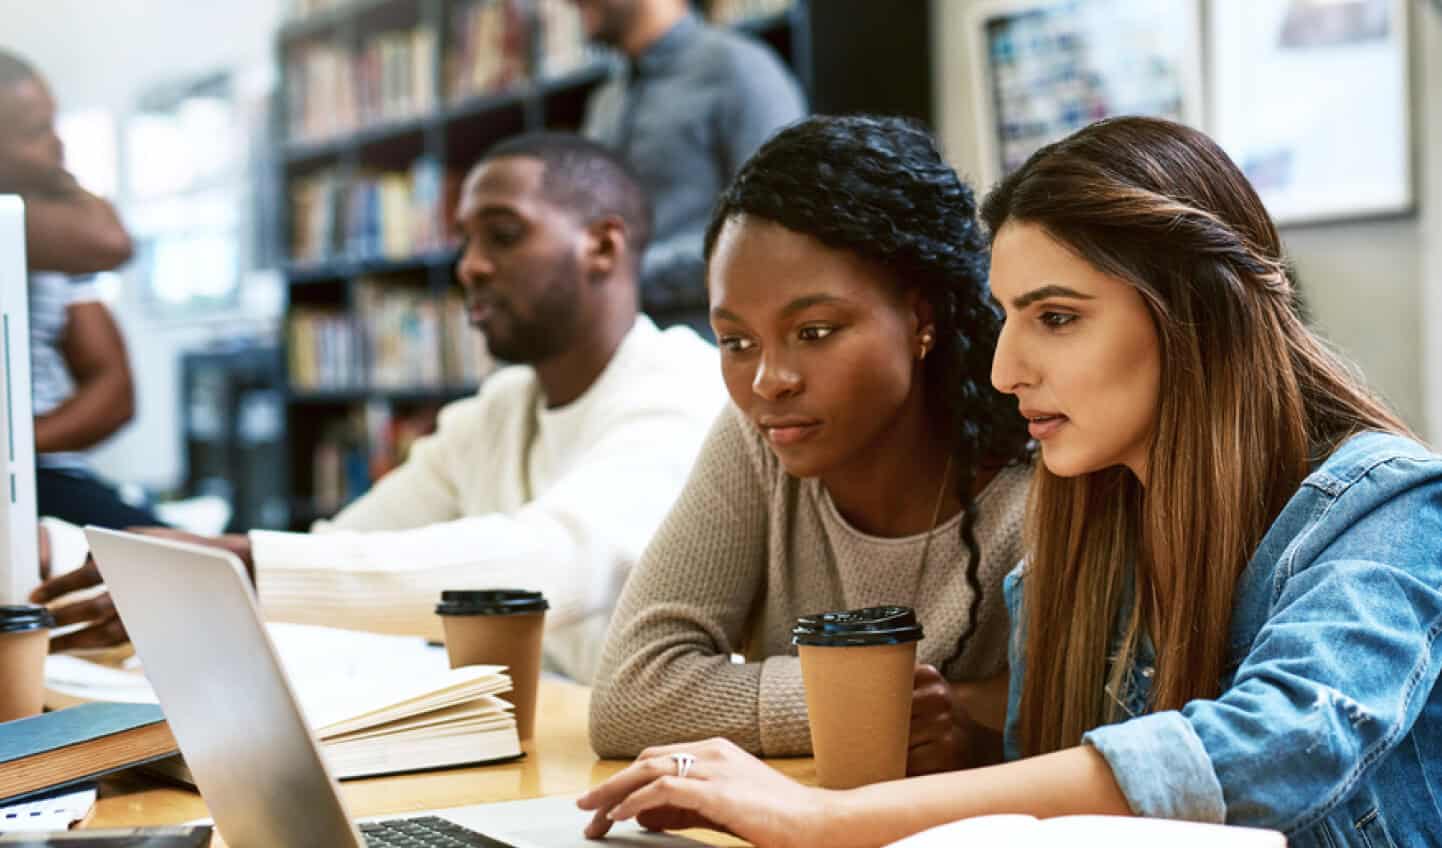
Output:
[908, 290, 937, 360]
[579, 216, 627, 282]
[905, 288, 940, 334]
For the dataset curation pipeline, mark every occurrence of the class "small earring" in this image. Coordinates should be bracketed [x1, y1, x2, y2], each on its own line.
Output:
[918, 330, 934, 359]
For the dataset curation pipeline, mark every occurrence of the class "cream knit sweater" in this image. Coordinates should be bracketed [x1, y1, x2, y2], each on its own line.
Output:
[251, 317, 726, 684]
[589, 404, 1031, 757]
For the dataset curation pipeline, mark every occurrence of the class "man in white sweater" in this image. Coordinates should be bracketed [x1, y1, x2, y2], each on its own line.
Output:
[32, 133, 726, 683]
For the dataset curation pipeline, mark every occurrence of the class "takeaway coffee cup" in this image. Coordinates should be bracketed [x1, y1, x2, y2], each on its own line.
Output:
[792, 606, 923, 789]
[0, 605, 55, 723]
[436, 590, 548, 741]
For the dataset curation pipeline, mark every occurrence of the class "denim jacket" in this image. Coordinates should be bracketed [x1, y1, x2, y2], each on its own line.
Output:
[1002, 432, 1442, 846]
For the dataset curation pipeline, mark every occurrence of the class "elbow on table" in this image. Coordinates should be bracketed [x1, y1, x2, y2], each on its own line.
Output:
[588, 676, 648, 759]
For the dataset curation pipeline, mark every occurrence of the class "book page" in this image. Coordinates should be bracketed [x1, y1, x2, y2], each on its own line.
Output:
[44, 623, 468, 729]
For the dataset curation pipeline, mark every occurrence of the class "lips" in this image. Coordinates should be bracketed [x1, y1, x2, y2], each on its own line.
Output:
[757, 417, 822, 448]
[1020, 409, 1068, 441]
[467, 299, 502, 325]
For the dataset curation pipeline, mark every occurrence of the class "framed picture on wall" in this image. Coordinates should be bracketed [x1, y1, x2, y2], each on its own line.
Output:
[967, 0, 1204, 190]
[1208, 0, 1413, 225]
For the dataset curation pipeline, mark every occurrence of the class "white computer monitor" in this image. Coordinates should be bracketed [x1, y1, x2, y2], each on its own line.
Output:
[0, 196, 39, 604]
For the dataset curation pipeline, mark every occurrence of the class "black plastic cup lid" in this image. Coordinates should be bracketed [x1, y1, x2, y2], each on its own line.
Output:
[0, 604, 56, 634]
[792, 606, 923, 647]
[436, 589, 549, 616]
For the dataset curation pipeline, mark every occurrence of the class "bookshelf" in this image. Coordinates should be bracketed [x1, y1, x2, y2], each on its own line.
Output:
[273, 0, 931, 528]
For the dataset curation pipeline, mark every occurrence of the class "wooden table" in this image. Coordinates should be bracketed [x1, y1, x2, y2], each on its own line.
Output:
[88, 679, 816, 846]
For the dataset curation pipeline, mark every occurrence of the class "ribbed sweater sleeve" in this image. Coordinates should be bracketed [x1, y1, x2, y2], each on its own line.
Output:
[589, 407, 807, 757]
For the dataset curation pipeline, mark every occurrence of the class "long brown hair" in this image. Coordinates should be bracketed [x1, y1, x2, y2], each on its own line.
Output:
[979, 117, 1413, 756]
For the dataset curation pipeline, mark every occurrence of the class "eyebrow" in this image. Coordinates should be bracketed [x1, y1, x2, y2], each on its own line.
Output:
[1007, 284, 1095, 310]
[455, 204, 521, 227]
[711, 293, 850, 325]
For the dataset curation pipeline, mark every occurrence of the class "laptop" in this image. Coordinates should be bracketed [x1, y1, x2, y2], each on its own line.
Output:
[84, 527, 705, 848]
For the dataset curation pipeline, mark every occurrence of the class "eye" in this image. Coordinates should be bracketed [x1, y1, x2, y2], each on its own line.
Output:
[798, 324, 835, 342]
[718, 335, 756, 353]
[1039, 311, 1077, 329]
[486, 223, 524, 248]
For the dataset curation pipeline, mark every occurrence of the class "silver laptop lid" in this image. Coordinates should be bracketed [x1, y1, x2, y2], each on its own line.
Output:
[85, 527, 364, 848]
[0, 196, 39, 605]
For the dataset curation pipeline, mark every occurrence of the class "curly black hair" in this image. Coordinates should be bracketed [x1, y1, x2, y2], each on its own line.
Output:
[704, 114, 1031, 675]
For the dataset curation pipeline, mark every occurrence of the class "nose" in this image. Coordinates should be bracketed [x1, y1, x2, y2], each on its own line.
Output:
[456, 239, 494, 290]
[752, 351, 802, 401]
[990, 318, 1031, 396]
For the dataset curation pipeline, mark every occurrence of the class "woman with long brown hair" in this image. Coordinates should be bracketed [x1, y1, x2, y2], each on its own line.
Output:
[576, 116, 1442, 847]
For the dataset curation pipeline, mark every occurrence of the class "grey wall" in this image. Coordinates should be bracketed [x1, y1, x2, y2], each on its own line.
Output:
[933, 0, 1442, 440]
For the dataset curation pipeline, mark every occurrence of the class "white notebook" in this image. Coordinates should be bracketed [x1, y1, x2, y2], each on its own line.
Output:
[884, 814, 1285, 847]
[45, 623, 521, 780]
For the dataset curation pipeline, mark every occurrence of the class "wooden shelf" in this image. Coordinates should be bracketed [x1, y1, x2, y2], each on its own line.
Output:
[286, 250, 458, 283]
[287, 384, 480, 405]
[282, 62, 613, 165]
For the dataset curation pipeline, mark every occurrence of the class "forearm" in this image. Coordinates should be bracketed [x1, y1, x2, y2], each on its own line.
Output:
[35, 372, 134, 453]
[591, 646, 810, 759]
[23, 187, 133, 274]
[253, 509, 616, 637]
[824, 746, 1132, 847]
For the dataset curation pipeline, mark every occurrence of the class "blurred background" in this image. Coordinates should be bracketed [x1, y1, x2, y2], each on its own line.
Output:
[2, 0, 1438, 534]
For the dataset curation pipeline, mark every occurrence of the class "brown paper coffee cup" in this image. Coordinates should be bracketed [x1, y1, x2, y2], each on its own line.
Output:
[0, 605, 55, 723]
[794, 606, 923, 789]
[436, 590, 548, 741]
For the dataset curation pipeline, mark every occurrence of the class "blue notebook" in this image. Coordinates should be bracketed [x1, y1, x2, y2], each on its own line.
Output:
[0, 703, 176, 804]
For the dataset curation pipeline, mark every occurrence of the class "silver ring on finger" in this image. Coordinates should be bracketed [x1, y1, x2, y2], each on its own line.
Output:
[669, 752, 696, 779]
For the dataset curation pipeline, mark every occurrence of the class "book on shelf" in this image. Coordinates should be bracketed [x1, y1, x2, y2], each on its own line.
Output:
[442, 290, 492, 385]
[364, 400, 442, 482]
[288, 285, 491, 392]
[44, 624, 522, 782]
[289, 158, 456, 266]
[286, 41, 357, 142]
[355, 277, 445, 388]
[310, 397, 462, 510]
[355, 26, 437, 128]
[287, 306, 364, 390]
[312, 413, 370, 513]
[286, 24, 436, 144]
[289, 168, 344, 264]
[0, 702, 177, 805]
[448, 0, 531, 101]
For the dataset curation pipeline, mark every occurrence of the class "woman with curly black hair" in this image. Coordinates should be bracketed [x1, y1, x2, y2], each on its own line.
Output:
[588, 115, 1032, 773]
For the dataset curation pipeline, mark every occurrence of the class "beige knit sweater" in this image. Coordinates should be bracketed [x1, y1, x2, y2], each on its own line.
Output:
[589, 404, 1031, 758]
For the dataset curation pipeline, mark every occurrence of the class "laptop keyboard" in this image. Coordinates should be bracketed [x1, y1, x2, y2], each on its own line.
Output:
[361, 815, 518, 847]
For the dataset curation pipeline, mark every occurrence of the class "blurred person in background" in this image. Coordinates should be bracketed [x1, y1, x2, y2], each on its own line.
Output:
[0, 48, 161, 529]
[574, 0, 806, 337]
[33, 133, 726, 679]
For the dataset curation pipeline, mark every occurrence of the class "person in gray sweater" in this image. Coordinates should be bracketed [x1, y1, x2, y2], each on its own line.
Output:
[575, 0, 806, 335]
[588, 116, 1033, 776]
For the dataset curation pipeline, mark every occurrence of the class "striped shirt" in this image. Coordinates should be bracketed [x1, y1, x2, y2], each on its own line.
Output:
[29, 272, 100, 470]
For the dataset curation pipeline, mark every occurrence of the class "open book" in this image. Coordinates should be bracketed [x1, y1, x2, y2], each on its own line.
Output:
[45, 623, 522, 780]
[883, 815, 1285, 847]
